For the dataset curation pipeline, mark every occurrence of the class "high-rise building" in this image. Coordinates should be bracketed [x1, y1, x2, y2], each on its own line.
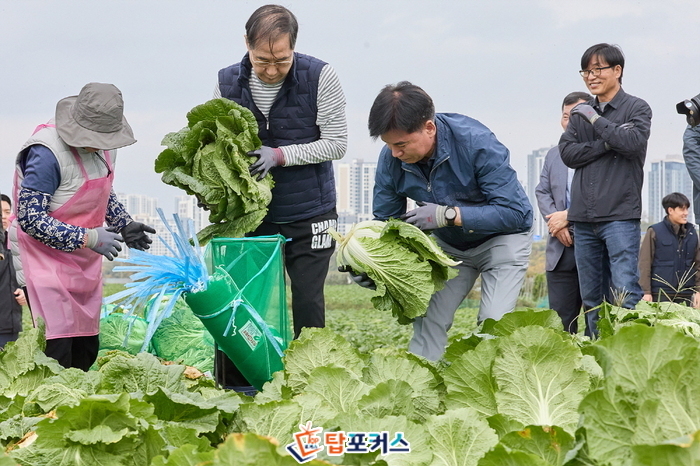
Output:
[145, 195, 211, 257]
[336, 163, 350, 212]
[114, 193, 159, 258]
[335, 159, 377, 234]
[115, 193, 211, 257]
[175, 195, 210, 237]
[648, 155, 694, 224]
[116, 193, 158, 219]
[143, 213, 178, 257]
[526, 147, 551, 240]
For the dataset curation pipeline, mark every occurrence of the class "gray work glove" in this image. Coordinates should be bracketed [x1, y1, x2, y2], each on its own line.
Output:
[87, 227, 123, 260]
[571, 103, 600, 124]
[338, 265, 376, 290]
[120, 221, 156, 250]
[247, 146, 285, 181]
[400, 202, 448, 230]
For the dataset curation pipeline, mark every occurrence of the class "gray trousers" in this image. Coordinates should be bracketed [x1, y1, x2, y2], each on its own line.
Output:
[408, 230, 531, 361]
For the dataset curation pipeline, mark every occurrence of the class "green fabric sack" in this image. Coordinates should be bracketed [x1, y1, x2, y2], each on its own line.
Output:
[185, 235, 291, 390]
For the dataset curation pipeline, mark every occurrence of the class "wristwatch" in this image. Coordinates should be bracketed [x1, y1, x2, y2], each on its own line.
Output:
[445, 206, 457, 226]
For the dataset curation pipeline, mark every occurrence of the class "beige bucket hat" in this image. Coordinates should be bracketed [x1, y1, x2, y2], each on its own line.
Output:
[55, 82, 136, 150]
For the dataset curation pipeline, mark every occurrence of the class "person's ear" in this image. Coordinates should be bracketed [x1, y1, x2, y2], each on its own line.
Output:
[613, 65, 622, 80]
[424, 120, 436, 137]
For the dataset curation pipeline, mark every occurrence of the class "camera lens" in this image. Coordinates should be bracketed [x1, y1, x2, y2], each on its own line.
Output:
[677, 93, 700, 127]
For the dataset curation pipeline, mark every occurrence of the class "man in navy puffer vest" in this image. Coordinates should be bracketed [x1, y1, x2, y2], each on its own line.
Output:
[639, 192, 700, 306]
[213, 4, 347, 392]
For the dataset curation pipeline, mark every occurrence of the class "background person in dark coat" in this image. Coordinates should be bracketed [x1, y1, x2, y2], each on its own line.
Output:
[536, 91, 591, 333]
[559, 43, 652, 336]
[0, 194, 26, 349]
[682, 125, 700, 224]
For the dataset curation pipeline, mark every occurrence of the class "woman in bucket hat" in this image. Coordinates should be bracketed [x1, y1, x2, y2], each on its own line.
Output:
[7, 82, 156, 370]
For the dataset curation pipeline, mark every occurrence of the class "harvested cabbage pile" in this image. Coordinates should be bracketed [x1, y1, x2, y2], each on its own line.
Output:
[98, 311, 150, 355]
[151, 297, 214, 373]
[331, 219, 460, 324]
[155, 98, 272, 244]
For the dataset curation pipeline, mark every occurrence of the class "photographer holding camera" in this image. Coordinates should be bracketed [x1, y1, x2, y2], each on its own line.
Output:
[678, 94, 700, 224]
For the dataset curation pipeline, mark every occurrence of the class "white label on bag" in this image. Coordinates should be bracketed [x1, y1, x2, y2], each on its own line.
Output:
[240, 320, 262, 351]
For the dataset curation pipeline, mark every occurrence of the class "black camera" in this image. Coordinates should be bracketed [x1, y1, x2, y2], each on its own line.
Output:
[676, 93, 700, 127]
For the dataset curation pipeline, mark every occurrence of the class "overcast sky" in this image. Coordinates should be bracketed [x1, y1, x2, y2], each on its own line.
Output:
[1, 0, 699, 215]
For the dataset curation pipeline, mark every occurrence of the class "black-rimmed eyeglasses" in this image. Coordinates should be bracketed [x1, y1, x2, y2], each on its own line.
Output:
[579, 66, 614, 78]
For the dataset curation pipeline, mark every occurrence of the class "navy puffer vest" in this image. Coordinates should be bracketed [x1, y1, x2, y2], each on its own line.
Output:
[218, 53, 336, 223]
[650, 217, 698, 298]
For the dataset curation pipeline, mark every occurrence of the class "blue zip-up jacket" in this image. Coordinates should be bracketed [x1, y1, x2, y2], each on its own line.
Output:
[218, 52, 336, 223]
[373, 113, 532, 250]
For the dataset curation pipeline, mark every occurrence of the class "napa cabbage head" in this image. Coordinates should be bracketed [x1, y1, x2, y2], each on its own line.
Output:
[155, 98, 272, 244]
[330, 219, 460, 324]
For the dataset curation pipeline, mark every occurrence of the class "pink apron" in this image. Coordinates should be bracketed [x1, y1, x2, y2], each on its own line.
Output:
[15, 124, 114, 339]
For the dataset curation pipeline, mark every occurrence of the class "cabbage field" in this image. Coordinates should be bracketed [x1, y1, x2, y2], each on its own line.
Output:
[2, 298, 700, 465]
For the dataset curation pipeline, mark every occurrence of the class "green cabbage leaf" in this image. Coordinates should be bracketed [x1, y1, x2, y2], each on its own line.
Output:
[330, 219, 460, 324]
[493, 326, 590, 436]
[155, 98, 272, 244]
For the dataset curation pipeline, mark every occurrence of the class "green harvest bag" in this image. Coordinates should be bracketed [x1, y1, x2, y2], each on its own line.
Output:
[185, 235, 291, 390]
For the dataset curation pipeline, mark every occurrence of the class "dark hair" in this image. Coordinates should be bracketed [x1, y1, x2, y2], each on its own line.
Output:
[245, 4, 298, 50]
[581, 43, 625, 84]
[562, 91, 592, 109]
[0, 194, 10, 207]
[662, 192, 690, 213]
[368, 81, 435, 138]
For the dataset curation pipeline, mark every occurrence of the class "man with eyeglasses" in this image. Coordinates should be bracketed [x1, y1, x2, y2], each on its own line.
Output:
[559, 43, 652, 336]
[212, 4, 347, 392]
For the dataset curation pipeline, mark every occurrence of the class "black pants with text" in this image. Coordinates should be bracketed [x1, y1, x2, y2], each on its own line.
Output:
[215, 208, 337, 389]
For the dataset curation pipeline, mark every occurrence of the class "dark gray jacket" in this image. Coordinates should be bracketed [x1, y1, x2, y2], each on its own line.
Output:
[559, 88, 652, 222]
[682, 125, 700, 220]
[535, 146, 570, 272]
